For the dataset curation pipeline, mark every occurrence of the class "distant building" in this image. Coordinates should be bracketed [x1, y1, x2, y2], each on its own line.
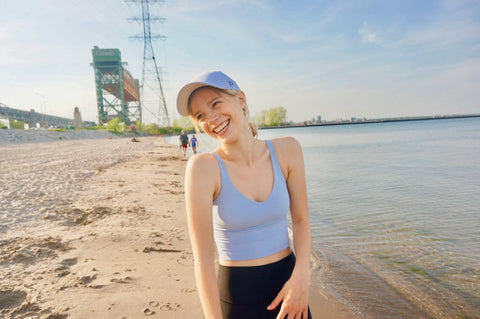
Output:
[73, 107, 82, 127]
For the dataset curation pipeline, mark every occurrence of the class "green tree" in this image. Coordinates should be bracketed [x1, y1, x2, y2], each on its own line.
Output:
[135, 120, 144, 132]
[10, 120, 25, 129]
[142, 123, 161, 135]
[255, 106, 288, 127]
[172, 117, 194, 131]
[105, 117, 125, 133]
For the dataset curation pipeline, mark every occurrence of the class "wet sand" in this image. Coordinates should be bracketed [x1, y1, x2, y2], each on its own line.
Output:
[0, 130, 356, 318]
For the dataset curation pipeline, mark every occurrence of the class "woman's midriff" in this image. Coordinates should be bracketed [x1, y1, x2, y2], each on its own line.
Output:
[219, 247, 292, 267]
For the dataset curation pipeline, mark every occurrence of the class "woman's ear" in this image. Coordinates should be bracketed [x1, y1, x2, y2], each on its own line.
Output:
[237, 91, 247, 107]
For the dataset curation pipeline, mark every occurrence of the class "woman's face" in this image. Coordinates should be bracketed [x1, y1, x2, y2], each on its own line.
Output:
[189, 87, 246, 141]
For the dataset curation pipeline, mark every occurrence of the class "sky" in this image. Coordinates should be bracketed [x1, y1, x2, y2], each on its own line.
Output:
[1, 0, 479, 124]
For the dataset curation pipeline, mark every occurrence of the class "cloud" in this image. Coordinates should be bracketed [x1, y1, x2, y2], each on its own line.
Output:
[359, 22, 378, 43]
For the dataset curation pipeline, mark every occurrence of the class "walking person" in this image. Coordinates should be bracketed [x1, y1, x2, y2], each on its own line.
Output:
[191, 134, 198, 154]
[179, 129, 190, 157]
[177, 71, 312, 318]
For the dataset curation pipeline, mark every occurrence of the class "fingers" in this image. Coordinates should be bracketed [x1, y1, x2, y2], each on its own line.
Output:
[269, 278, 309, 318]
[303, 308, 308, 319]
[267, 290, 284, 311]
[276, 308, 309, 319]
[275, 302, 309, 319]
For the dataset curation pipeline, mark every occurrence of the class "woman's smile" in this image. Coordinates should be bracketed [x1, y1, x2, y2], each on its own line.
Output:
[213, 119, 230, 136]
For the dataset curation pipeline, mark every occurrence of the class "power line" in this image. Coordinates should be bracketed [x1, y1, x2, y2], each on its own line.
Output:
[125, 0, 170, 127]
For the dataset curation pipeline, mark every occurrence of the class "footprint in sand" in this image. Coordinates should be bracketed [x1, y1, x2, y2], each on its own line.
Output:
[144, 300, 180, 313]
[110, 276, 133, 284]
[169, 180, 182, 188]
[0, 290, 27, 310]
[54, 257, 78, 277]
[177, 252, 194, 266]
[54, 266, 70, 277]
[143, 308, 155, 316]
[60, 257, 78, 266]
[181, 288, 196, 293]
[78, 274, 97, 285]
[159, 302, 181, 311]
[150, 232, 164, 238]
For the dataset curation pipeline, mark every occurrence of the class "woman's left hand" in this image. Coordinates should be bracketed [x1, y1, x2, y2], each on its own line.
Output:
[267, 271, 309, 318]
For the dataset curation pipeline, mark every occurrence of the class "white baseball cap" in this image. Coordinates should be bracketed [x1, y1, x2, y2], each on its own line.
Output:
[176, 71, 241, 116]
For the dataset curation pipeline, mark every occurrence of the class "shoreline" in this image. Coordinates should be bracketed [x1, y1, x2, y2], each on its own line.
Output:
[260, 113, 480, 130]
[0, 133, 357, 318]
[0, 128, 145, 145]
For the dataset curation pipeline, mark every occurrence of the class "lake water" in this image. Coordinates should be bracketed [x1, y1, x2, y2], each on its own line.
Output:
[167, 117, 480, 318]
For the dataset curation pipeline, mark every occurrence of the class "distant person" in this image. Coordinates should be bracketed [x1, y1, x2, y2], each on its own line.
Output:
[177, 71, 312, 318]
[129, 124, 138, 142]
[129, 123, 137, 135]
[190, 134, 198, 154]
[179, 130, 189, 157]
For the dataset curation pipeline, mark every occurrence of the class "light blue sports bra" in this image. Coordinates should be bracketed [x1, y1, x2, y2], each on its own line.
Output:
[212, 140, 290, 261]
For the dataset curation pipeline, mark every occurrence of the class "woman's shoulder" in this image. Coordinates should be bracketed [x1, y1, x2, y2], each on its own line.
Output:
[185, 153, 221, 200]
[185, 152, 220, 178]
[268, 136, 303, 168]
[269, 136, 302, 152]
[187, 152, 217, 169]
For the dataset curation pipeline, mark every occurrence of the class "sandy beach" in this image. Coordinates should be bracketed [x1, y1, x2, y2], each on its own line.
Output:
[1, 130, 356, 318]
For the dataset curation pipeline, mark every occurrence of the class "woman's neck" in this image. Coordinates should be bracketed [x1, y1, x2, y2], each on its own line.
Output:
[218, 134, 262, 167]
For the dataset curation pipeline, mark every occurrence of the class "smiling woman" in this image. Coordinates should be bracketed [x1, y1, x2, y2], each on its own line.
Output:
[189, 87, 247, 139]
[177, 71, 313, 318]
[177, 71, 258, 139]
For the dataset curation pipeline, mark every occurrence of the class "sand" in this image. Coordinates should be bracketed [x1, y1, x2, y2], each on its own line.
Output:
[0, 130, 356, 318]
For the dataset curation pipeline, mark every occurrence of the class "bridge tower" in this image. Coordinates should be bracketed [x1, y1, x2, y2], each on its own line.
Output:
[91, 46, 141, 124]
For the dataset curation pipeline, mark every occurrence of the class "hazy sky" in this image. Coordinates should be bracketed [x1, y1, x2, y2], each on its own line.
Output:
[1, 0, 479, 124]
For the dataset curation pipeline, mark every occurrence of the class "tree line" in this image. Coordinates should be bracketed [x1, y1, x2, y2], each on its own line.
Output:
[1, 106, 288, 134]
[254, 106, 288, 127]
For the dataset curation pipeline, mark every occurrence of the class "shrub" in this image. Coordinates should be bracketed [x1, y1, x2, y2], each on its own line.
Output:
[105, 118, 125, 133]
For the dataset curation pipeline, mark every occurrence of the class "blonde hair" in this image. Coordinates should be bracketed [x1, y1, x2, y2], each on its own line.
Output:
[188, 87, 258, 138]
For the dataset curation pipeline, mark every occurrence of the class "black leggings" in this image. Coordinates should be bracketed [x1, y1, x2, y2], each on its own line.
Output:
[218, 253, 312, 319]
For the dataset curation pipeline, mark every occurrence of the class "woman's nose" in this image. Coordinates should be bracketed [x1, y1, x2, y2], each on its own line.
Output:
[206, 111, 219, 123]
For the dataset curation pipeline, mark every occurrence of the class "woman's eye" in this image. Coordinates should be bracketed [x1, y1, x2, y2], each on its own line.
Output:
[197, 114, 204, 121]
[212, 101, 220, 108]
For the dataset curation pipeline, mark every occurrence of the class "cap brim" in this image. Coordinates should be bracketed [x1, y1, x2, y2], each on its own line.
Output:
[176, 82, 211, 117]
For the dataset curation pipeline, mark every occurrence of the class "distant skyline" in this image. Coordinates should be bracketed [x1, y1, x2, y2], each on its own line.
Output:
[1, 0, 479, 124]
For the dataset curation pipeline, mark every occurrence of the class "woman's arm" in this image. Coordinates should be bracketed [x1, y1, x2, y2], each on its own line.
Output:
[185, 154, 223, 319]
[268, 137, 312, 319]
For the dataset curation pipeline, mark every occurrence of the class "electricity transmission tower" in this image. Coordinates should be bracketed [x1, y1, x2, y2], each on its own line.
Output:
[126, 0, 170, 127]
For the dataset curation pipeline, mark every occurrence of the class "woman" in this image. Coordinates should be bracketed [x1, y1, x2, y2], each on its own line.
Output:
[177, 71, 312, 318]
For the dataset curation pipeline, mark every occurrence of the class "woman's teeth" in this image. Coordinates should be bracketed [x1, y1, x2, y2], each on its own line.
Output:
[213, 120, 230, 135]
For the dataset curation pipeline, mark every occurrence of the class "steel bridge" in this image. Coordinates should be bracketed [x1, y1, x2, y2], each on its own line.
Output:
[0, 102, 73, 128]
[91, 46, 141, 124]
